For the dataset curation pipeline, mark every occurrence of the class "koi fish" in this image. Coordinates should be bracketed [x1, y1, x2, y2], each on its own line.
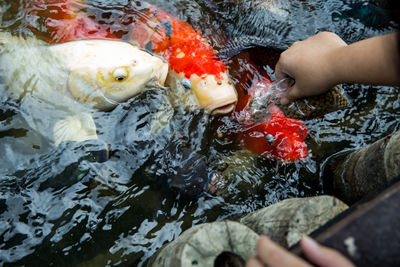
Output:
[23, 0, 238, 115]
[126, 2, 238, 115]
[228, 54, 308, 161]
[0, 33, 168, 146]
[125, 2, 308, 161]
[23, 0, 308, 161]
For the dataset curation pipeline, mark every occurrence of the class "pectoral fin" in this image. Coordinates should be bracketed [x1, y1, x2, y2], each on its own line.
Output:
[150, 102, 174, 134]
[53, 113, 98, 146]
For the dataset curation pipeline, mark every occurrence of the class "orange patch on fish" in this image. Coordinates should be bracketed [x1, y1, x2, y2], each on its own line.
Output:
[23, 0, 307, 161]
[24, 0, 237, 114]
[233, 64, 308, 162]
[129, 6, 227, 80]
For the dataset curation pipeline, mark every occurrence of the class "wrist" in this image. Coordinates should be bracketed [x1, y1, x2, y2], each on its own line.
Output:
[325, 45, 348, 86]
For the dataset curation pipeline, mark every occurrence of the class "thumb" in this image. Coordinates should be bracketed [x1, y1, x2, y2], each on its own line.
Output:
[274, 59, 291, 81]
[280, 83, 301, 105]
[301, 236, 355, 267]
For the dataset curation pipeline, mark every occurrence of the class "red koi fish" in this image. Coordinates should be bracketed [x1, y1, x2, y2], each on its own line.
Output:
[24, 0, 238, 116]
[229, 55, 308, 161]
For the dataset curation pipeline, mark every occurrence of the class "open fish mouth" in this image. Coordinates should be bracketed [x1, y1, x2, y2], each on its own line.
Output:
[210, 102, 236, 115]
[190, 73, 238, 116]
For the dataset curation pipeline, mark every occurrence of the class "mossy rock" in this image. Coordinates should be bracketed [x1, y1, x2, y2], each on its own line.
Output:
[149, 220, 259, 267]
[240, 195, 348, 248]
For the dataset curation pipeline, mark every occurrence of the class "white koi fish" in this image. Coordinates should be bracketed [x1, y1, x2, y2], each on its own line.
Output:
[0, 33, 168, 146]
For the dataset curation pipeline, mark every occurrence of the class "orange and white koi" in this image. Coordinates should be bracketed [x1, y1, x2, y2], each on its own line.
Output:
[24, 0, 238, 115]
[23, 0, 308, 161]
[125, 2, 237, 115]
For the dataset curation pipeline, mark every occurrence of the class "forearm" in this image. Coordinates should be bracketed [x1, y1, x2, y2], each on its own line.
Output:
[332, 33, 400, 86]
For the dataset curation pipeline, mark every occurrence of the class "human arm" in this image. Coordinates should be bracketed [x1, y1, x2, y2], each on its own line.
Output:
[275, 32, 400, 105]
[246, 235, 355, 267]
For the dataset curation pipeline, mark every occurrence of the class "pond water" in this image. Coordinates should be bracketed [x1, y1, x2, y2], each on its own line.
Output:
[0, 0, 398, 266]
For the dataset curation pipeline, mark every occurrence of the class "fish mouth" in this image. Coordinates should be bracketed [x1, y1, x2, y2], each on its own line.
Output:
[190, 73, 238, 116]
[155, 60, 169, 86]
[210, 102, 236, 116]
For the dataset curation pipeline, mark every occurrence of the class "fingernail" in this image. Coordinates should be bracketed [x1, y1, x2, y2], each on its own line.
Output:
[280, 97, 289, 105]
[302, 236, 320, 253]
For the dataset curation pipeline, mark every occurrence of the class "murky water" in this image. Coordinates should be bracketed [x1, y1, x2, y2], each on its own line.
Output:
[0, 0, 398, 266]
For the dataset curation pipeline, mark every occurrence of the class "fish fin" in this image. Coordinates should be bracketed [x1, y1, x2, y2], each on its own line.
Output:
[53, 113, 98, 146]
[217, 35, 287, 60]
[150, 102, 174, 134]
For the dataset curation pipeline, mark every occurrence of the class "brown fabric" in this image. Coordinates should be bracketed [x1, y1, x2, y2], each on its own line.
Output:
[278, 85, 349, 120]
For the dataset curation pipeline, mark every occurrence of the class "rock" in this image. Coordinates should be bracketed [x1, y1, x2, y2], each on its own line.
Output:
[278, 85, 349, 120]
[149, 221, 259, 267]
[322, 131, 400, 204]
[240, 196, 348, 248]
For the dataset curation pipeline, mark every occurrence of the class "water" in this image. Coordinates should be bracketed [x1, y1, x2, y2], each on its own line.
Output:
[249, 78, 293, 123]
[0, 0, 398, 266]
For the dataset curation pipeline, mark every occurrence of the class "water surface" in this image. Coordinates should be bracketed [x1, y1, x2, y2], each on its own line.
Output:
[0, 0, 398, 265]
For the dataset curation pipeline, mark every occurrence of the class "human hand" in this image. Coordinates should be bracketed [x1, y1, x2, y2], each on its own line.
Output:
[275, 32, 347, 105]
[246, 235, 355, 267]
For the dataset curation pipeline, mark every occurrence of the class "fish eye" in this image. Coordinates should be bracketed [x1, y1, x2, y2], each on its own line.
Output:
[113, 68, 128, 82]
[181, 78, 192, 90]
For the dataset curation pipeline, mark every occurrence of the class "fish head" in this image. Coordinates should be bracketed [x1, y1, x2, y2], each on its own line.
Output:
[63, 40, 168, 110]
[165, 71, 238, 115]
[189, 73, 238, 115]
[162, 39, 238, 115]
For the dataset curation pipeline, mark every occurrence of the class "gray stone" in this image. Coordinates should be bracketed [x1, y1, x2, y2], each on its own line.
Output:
[149, 220, 259, 267]
[323, 131, 400, 204]
[240, 196, 348, 248]
[383, 131, 400, 180]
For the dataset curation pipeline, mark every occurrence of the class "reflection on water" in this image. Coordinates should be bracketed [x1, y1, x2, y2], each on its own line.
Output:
[0, 0, 399, 265]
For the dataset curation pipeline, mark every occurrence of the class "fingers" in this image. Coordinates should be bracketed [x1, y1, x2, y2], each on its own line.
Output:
[247, 235, 355, 267]
[274, 58, 289, 81]
[279, 83, 302, 105]
[274, 45, 305, 105]
[275, 56, 297, 105]
[301, 236, 356, 267]
[254, 235, 312, 267]
[280, 96, 291, 105]
[274, 31, 347, 104]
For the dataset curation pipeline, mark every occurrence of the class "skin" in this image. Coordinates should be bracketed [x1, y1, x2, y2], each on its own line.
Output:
[263, 31, 400, 267]
[246, 235, 355, 267]
[275, 32, 400, 105]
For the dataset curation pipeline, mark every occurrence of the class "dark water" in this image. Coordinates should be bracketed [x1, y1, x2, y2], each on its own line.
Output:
[0, 0, 398, 266]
